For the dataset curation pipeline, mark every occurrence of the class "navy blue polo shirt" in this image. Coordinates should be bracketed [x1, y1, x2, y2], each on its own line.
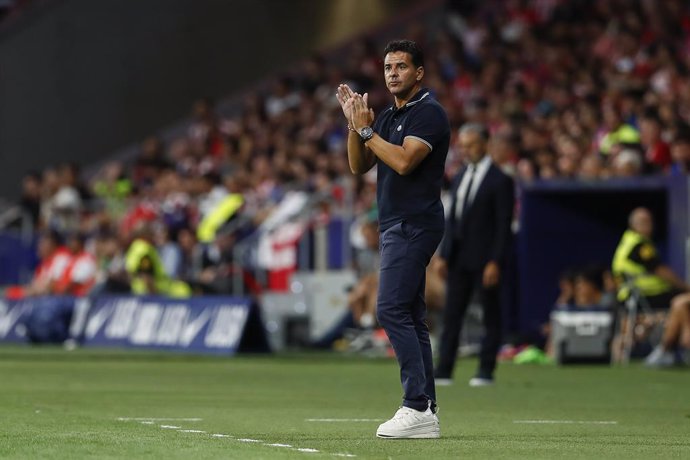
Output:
[373, 88, 450, 232]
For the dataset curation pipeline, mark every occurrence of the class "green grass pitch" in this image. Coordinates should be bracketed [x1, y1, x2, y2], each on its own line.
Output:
[1, 346, 689, 459]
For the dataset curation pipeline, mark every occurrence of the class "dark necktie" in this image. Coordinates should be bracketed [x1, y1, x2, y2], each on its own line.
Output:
[454, 166, 475, 239]
[460, 166, 475, 219]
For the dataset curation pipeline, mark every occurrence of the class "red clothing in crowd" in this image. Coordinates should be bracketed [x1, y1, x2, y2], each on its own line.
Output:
[53, 250, 97, 296]
[646, 140, 672, 170]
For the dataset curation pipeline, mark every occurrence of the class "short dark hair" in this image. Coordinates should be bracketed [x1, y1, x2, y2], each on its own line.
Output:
[383, 40, 424, 68]
[575, 265, 605, 292]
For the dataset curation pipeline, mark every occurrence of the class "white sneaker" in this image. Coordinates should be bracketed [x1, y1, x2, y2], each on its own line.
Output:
[435, 378, 453, 387]
[469, 377, 494, 387]
[644, 345, 675, 368]
[376, 406, 440, 439]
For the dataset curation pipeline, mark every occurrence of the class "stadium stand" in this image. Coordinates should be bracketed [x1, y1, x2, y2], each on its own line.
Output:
[2, 0, 690, 356]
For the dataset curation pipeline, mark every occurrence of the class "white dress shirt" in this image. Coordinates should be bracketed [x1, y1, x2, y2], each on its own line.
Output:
[455, 154, 492, 219]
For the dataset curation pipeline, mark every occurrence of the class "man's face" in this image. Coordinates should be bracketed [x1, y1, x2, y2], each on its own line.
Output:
[671, 141, 690, 163]
[384, 51, 421, 98]
[458, 131, 486, 164]
[574, 277, 601, 307]
[632, 209, 654, 237]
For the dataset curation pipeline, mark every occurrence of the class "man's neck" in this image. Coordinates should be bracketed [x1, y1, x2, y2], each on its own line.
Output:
[393, 84, 422, 108]
[470, 153, 488, 167]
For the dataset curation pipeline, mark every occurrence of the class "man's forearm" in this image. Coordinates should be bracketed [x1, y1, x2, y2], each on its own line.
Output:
[366, 134, 427, 176]
[656, 265, 689, 290]
[347, 131, 375, 174]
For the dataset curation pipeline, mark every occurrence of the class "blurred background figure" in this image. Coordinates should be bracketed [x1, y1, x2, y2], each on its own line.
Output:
[435, 124, 514, 387]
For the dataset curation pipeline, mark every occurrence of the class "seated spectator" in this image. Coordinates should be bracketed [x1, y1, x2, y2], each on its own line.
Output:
[578, 155, 607, 181]
[669, 130, 690, 175]
[554, 269, 576, 308]
[544, 266, 614, 358]
[53, 233, 97, 297]
[124, 223, 191, 298]
[5, 230, 71, 299]
[611, 149, 644, 177]
[572, 265, 615, 309]
[612, 207, 689, 309]
[92, 161, 132, 219]
[597, 103, 641, 157]
[612, 207, 690, 361]
[640, 111, 672, 172]
[92, 228, 129, 294]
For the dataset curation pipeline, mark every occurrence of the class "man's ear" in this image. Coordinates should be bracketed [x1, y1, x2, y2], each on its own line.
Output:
[416, 67, 424, 81]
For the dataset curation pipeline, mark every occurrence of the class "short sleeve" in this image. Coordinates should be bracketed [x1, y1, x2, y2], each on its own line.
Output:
[404, 104, 449, 152]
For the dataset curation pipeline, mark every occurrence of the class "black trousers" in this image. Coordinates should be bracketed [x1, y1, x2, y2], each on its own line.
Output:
[435, 262, 502, 379]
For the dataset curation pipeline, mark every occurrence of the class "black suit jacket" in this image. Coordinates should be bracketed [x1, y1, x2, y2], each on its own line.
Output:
[440, 162, 515, 271]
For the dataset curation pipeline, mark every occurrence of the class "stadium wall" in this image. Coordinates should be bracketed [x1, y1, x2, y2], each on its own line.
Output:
[0, 0, 415, 200]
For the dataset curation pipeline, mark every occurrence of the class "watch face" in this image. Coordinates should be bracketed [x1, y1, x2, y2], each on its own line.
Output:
[360, 127, 373, 140]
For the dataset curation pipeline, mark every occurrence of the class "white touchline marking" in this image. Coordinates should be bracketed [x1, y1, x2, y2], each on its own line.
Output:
[513, 420, 618, 425]
[117, 417, 203, 422]
[305, 418, 384, 422]
[118, 418, 357, 458]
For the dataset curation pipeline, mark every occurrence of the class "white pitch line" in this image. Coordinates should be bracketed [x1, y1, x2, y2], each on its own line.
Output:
[117, 417, 203, 422]
[513, 420, 618, 425]
[305, 418, 383, 422]
[119, 418, 356, 458]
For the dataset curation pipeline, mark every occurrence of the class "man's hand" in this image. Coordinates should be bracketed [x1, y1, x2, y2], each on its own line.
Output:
[350, 93, 375, 131]
[336, 84, 357, 124]
[436, 258, 448, 280]
[483, 260, 500, 287]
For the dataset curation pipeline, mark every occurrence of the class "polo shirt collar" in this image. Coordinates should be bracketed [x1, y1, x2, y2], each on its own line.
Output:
[389, 88, 430, 113]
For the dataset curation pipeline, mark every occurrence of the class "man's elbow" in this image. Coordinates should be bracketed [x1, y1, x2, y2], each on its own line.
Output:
[350, 164, 370, 175]
[397, 160, 415, 176]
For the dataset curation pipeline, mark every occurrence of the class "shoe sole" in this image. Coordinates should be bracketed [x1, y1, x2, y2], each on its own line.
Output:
[376, 423, 440, 439]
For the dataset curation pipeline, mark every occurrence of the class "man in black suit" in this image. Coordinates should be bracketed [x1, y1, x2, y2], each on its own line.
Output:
[435, 123, 514, 386]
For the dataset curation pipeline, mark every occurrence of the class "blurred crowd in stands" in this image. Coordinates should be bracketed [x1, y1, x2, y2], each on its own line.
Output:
[8, 0, 690, 305]
[0, 0, 33, 25]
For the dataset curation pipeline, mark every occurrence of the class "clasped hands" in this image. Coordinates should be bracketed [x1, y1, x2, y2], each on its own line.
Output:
[336, 84, 375, 133]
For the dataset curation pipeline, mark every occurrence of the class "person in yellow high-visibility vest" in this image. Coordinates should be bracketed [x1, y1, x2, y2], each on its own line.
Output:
[612, 207, 687, 308]
[612, 207, 690, 366]
[599, 104, 641, 156]
[196, 193, 244, 243]
[125, 226, 191, 298]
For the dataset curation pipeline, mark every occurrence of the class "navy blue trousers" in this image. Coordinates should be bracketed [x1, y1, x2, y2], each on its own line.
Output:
[376, 221, 443, 412]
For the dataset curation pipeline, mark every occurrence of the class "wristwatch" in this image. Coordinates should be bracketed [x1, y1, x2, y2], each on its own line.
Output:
[359, 126, 374, 142]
